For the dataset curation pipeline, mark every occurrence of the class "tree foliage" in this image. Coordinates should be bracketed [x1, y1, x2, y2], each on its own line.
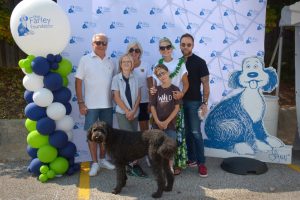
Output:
[0, 0, 13, 44]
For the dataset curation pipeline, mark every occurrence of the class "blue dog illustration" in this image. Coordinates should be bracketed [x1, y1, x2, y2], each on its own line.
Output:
[204, 56, 284, 154]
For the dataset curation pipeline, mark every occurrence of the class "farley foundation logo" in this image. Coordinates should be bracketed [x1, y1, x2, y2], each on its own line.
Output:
[18, 15, 53, 36]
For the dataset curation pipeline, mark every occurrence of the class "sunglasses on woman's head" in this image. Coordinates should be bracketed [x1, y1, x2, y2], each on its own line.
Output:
[129, 48, 141, 53]
[94, 41, 107, 46]
[159, 45, 172, 51]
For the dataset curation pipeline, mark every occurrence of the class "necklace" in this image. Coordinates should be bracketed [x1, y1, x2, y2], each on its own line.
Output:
[158, 57, 184, 79]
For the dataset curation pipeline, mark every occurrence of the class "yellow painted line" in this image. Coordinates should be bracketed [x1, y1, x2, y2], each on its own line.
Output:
[288, 164, 300, 173]
[78, 162, 90, 200]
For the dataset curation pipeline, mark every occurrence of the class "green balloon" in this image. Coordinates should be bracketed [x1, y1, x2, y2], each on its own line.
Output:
[24, 60, 33, 73]
[18, 59, 25, 68]
[40, 165, 49, 174]
[50, 157, 69, 175]
[62, 76, 69, 87]
[27, 130, 49, 148]
[54, 58, 72, 77]
[25, 118, 37, 132]
[37, 145, 58, 163]
[27, 55, 35, 61]
[39, 174, 48, 183]
[46, 170, 56, 179]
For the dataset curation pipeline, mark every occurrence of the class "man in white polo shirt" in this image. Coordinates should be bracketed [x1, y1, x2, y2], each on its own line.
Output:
[75, 33, 116, 176]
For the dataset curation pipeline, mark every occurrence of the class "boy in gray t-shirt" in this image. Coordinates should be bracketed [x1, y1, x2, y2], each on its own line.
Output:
[150, 64, 180, 173]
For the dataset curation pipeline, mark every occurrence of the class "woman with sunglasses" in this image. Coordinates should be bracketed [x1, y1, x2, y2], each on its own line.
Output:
[152, 37, 189, 175]
[124, 42, 151, 178]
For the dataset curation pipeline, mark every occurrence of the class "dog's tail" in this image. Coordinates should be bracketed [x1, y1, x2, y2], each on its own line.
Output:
[157, 137, 177, 159]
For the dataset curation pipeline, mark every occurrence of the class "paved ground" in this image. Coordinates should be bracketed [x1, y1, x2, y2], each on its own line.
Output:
[1, 150, 300, 200]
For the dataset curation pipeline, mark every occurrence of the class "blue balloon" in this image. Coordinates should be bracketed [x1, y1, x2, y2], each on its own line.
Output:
[64, 102, 72, 115]
[25, 103, 47, 121]
[44, 72, 63, 91]
[26, 145, 38, 158]
[51, 62, 59, 70]
[58, 142, 77, 158]
[49, 130, 68, 148]
[53, 87, 72, 103]
[31, 56, 50, 76]
[46, 54, 55, 63]
[28, 158, 43, 175]
[68, 157, 75, 166]
[66, 167, 75, 175]
[55, 54, 62, 63]
[36, 117, 56, 135]
[24, 90, 33, 104]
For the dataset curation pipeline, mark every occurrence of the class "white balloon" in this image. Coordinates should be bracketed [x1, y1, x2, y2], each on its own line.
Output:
[65, 131, 73, 141]
[22, 73, 44, 92]
[33, 88, 53, 107]
[21, 68, 28, 75]
[55, 115, 74, 132]
[10, 0, 70, 56]
[46, 102, 66, 120]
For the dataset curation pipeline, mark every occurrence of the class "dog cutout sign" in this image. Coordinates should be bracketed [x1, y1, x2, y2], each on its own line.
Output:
[204, 56, 292, 164]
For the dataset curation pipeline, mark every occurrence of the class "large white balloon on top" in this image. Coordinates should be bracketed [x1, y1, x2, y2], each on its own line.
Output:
[10, 0, 70, 56]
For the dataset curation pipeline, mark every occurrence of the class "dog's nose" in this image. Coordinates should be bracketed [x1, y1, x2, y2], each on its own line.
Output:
[247, 72, 258, 78]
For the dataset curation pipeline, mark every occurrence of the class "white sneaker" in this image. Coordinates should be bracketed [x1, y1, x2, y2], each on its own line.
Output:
[89, 162, 100, 176]
[99, 159, 115, 170]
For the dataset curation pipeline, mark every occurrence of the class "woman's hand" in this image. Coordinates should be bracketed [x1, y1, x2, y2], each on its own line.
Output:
[149, 87, 157, 96]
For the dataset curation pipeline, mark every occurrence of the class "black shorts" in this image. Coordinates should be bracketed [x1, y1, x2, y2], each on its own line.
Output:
[138, 103, 150, 121]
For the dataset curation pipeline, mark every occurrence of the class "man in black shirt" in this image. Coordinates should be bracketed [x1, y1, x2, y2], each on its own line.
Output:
[180, 33, 210, 177]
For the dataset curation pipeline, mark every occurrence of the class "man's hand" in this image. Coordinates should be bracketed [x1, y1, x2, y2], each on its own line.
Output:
[79, 103, 88, 115]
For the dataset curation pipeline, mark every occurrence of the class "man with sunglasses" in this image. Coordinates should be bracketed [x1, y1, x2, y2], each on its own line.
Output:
[75, 33, 117, 176]
[180, 33, 210, 177]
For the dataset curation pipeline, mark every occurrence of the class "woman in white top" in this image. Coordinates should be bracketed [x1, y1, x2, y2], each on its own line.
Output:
[125, 42, 151, 177]
[126, 42, 152, 132]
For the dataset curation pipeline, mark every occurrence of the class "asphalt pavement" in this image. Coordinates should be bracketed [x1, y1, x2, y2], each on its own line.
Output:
[1, 150, 300, 200]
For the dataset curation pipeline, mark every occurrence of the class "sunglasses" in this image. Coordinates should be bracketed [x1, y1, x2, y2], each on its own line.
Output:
[159, 45, 172, 51]
[94, 41, 107, 46]
[129, 48, 141, 53]
[156, 71, 167, 78]
[180, 43, 192, 48]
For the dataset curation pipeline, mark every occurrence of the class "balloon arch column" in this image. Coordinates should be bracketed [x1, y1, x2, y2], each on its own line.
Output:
[10, 0, 79, 182]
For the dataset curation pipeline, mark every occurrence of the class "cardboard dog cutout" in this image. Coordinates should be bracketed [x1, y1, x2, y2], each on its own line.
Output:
[204, 56, 292, 164]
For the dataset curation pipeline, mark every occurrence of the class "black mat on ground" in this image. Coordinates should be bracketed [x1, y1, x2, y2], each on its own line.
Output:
[221, 157, 268, 175]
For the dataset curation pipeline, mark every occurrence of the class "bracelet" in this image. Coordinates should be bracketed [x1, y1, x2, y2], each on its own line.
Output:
[77, 101, 84, 104]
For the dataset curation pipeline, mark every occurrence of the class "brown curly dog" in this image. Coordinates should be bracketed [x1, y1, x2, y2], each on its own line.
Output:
[87, 120, 177, 198]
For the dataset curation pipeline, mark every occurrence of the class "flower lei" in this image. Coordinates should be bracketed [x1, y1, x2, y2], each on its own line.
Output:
[158, 57, 184, 79]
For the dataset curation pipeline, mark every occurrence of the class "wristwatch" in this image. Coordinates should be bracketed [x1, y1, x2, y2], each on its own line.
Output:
[203, 101, 208, 105]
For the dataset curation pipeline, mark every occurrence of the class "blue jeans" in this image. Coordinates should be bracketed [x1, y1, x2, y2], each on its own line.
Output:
[84, 108, 113, 130]
[183, 100, 205, 164]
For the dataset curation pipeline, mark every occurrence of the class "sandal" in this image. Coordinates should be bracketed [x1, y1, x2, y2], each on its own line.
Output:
[174, 168, 181, 175]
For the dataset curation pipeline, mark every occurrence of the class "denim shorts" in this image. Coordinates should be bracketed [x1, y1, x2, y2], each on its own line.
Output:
[84, 108, 113, 131]
[164, 129, 177, 141]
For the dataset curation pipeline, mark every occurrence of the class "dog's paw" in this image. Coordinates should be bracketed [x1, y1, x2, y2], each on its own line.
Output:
[266, 136, 284, 148]
[112, 188, 121, 194]
[256, 140, 272, 152]
[163, 185, 173, 192]
[234, 143, 254, 155]
[152, 191, 163, 198]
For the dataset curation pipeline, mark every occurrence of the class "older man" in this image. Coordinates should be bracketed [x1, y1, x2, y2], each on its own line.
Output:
[75, 33, 116, 176]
